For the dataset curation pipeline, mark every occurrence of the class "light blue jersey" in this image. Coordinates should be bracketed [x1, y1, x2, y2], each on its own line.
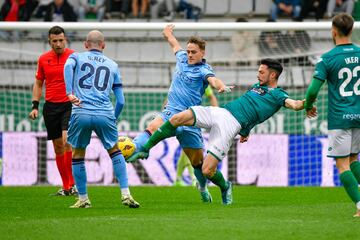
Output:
[166, 50, 215, 112]
[64, 49, 124, 149]
[132, 50, 215, 151]
[64, 49, 123, 116]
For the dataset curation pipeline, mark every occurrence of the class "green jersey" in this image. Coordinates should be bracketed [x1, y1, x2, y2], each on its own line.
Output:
[313, 43, 360, 130]
[222, 83, 289, 136]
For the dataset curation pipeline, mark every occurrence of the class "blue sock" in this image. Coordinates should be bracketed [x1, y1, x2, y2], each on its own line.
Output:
[110, 150, 128, 189]
[193, 165, 207, 190]
[72, 158, 87, 195]
[133, 130, 151, 152]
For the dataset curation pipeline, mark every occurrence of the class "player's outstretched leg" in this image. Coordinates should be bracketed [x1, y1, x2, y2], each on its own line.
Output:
[127, 121, 177, 163]
[126, 151, 149, 163]
[130, 130, 152, 156]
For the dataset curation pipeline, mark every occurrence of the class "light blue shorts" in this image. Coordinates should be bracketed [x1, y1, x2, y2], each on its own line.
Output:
[67, 113, 118, 150]
[160, 108, 203, 149]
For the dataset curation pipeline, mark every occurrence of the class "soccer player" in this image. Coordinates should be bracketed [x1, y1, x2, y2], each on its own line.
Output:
[64, 30, 139, 208]
[132, 58, 306, 205]
[28, 26, 76, 196]
[304, 13, 360, 217]
[126, 24, 232, 203]
[174, 86, 218, 187]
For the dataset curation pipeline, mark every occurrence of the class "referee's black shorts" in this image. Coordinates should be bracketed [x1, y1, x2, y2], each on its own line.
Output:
[43, 101, 72, 140]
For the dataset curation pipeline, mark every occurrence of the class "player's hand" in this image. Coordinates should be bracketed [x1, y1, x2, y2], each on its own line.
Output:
[298, 99, 306, 110]
[68, 94, 82, 107]
[239, 135, 249, 143]
[28, 109, 38, 120]
[218, 85, 234, 93]
[163, 24, 175, 38]
[306, 106, 317, 118]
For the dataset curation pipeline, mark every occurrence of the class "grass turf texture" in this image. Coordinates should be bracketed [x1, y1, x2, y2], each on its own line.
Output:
[0, 186, 359, 240]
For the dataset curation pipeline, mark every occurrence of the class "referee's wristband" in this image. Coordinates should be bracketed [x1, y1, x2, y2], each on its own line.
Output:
[31, 100, 39, 110]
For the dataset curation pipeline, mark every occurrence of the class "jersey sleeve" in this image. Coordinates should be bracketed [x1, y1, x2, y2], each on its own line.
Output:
[175, 50, 187, 63]
[274, 88, 289, 106]
[35, 56, 45, 81]
[64, 53, 78, 95]
[202, 65, 215, 82]
[112, 66, 123, 90]
[312, 57, 327, 82]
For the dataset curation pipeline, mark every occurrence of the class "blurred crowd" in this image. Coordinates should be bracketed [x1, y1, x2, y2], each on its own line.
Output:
[1, 0, 359, 23]
[0, 0, 203, 22]
[0, 0, 359, 65]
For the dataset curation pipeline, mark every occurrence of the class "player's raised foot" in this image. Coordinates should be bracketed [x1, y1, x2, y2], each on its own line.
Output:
[200, 188, 212, 203]
[121, 195, 140, 208]
[50, 188, 70, 196]
[353, 210, 360, 217]
[221, 181, 233, 205]
[126, 151, 149, 163]
[69, 185, 79, 196]
[69, 198, 91, 208]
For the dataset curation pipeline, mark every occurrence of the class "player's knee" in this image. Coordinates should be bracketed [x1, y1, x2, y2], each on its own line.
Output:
[169, 115, 182, 126]
[202, 166, 215, 178]
[335, 158, 351, 173]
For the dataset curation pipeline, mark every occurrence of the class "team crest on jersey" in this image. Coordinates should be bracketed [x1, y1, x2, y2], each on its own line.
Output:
[250, 87, 267, 96]
[192, 68, 200, 73]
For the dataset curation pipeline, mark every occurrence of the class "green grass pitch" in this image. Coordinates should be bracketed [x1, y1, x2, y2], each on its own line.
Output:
[0, 186, 359, 240]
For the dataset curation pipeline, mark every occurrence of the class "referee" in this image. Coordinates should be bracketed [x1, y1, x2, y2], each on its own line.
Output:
[29, 26, 76, 196]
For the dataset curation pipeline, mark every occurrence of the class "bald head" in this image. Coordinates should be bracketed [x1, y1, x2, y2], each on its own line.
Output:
[85, 30, 105, 51]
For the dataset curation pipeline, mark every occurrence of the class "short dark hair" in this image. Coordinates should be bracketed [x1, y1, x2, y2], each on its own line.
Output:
[48, 26, 65, 37]
[260, 58, 283, 78]
[187, 36, 206, 50]
[332, 13, 354, 37]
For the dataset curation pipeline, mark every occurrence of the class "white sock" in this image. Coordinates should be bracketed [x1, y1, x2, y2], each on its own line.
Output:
[79, 194, 88, 200]
[121, 188, 130, 196]
[356, 201, 360, 210]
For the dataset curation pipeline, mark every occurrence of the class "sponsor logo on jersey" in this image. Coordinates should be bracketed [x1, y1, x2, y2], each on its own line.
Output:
[250, 87, 267, 96]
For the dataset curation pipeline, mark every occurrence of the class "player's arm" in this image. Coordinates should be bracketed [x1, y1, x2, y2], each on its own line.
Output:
[64, 56, 81, 106]
[113, 87, 125, 120]
[28, 79, 44, 120]
[113, 69, 125, 120]
[207, 76, 233, 93]
[304, 77, 324, 118]
[163, 24, 182, 54]
[284, 98, 305, 111]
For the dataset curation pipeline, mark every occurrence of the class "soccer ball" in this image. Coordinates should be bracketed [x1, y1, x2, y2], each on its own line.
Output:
[117, 136, 136, 158]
